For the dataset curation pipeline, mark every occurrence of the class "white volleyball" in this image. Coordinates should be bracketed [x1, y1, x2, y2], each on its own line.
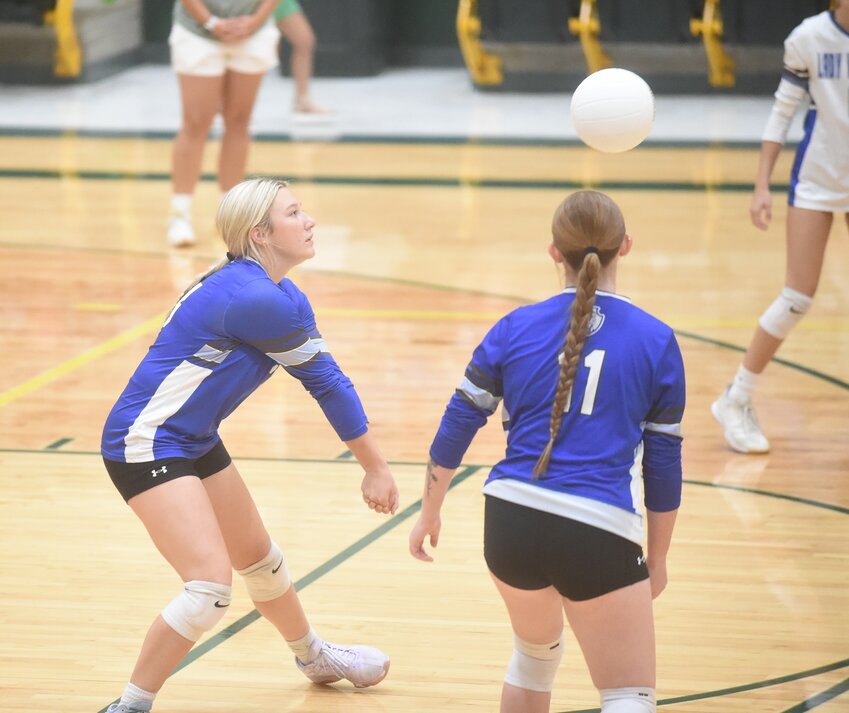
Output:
[570, 68, 655, 153]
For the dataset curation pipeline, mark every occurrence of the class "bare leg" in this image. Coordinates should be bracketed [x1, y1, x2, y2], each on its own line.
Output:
[489, 573, 563, 713]
[202, 463, 310, 639]
[741, 206, 832, 373]
[561, 580, 655, 692]
[171, 74, 223, 195]
[126, 477, 232, 692]
[218, 70, 265, 192]
[277, 12, 316, 108]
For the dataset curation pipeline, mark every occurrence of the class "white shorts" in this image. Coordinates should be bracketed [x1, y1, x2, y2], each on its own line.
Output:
[789, 177, 849, 213]
[169, 22, 280, 77]
[788, 118, 849, 213]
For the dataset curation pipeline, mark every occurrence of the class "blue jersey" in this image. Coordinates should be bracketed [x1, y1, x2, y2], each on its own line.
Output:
[430, 289, 685, 544]
[102, 258, 368, 463]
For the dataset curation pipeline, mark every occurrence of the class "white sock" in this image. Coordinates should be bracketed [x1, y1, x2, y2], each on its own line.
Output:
[728, 364, 759, 404]
[600, 686, 655, 711]
[286, 626, 323, 664]
[170, 193, 192, 216]
[119, 682, 156, 708]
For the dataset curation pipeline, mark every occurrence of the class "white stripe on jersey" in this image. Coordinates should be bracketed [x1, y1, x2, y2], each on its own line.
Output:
[482, 478, 645, 545]
[629, 442, 644, 525]
[562, 287, 632, 303]
[194, 344, 233, 364]
[268, 337, 328, 367]
[124, 361, 213, 462]
[643, 420, 683, 438]
[458, 376, 502, 413]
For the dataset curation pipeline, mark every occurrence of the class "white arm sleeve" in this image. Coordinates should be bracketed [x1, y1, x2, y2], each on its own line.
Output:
[762, 27, 809, 145]
[761, 77, 808, 144]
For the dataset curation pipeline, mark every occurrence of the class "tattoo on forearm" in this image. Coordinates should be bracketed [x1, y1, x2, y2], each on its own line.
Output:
[426, 458, 438, 497]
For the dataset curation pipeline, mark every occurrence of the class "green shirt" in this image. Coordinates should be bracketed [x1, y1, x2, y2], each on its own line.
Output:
[174, 0, 266, 39]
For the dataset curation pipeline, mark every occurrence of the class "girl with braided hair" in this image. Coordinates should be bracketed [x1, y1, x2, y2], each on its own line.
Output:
[409, 191, 685, 713]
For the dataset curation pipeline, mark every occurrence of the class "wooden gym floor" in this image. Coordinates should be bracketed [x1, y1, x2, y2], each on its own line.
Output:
[0, 133, 847, 713]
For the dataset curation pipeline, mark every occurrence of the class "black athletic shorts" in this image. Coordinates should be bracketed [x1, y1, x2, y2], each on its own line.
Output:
[103, 440, 232, 502]
[483, 495, 649, 601]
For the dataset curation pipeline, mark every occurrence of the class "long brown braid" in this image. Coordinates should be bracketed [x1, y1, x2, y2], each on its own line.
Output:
[533, 191, 626, 478]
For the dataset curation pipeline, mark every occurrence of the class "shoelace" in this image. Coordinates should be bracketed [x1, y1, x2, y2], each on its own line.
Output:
[741, 404, 763, 434]
[315, 644, 357, 676]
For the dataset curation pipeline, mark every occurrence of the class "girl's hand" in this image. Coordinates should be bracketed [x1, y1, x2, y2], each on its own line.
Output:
[647, 557, 668, 599]
[409, 515, 441, 562]
[361, 469, 399, 515]
[216, 16, 254, 42]
[750, 186, 773, 230]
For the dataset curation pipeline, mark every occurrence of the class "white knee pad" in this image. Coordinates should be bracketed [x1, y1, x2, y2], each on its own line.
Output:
[758, 287, 812, 339]
[236, 541, 292, 603]
[161, 580, 231, 642]
[503, 634, 564, 693]
[600, 687, 656, 712]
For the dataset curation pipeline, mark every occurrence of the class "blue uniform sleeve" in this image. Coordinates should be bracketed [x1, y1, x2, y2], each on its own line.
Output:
[430, 317, 507, 468]
[222, 280, 368, 441]
[642, 333, 686, 512]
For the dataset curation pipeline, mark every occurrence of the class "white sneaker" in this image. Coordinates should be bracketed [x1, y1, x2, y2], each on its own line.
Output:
[167, 211, 195, 248]
[711, 388, 770, 454]
[106, 703, 152, 713]
[296, 641, 389, 688]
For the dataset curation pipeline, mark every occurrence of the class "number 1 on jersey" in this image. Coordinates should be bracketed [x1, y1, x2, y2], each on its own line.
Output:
[563, 348, 606, 415]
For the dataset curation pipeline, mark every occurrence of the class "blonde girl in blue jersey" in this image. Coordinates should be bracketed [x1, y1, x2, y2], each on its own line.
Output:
[102, 178, 399, 712]
[712, 0, 849, 453]
[410, 191, 685, 713]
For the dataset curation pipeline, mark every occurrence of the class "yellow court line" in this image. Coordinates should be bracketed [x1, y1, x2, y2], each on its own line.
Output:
[319, 308, 506, 321]
[0, 311, 166, 408]
[0, 307, 491, 409]
[669, 318, 849, 330]
[319, 308, 849, 331]
[74, 302, 123, 312]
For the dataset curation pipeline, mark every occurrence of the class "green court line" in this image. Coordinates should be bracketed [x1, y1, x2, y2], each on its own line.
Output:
[0, 167, 788, 193]
[5, 444, 849, 517]
[560, 658, 849, 712]
[686, 479, 849, 515]
[676, 329, 849, 392]
[0, 126, 773, 149]
[781, 675, 849, 712]
[335, 449, 354, 459]
[95, 463, 481, 713]
[45, 437, 73, 449]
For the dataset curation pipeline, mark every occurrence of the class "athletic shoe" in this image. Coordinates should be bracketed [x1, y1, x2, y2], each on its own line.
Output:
[167, 211, 195, 248]
[106, 703, 152, 713]
[296, 641, 389, 688]
[711, 388, 770, 454]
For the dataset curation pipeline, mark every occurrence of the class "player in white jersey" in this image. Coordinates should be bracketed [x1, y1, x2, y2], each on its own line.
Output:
[713, 1, 849, 453]
[100, 178, 399, 713]
[409, 191, 684, 713]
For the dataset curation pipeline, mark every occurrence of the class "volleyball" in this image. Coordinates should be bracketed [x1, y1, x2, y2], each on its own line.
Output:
[570, 68, 655, 153]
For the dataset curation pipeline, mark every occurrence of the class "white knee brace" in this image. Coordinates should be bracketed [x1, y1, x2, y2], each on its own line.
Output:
[503, 634, 564, 693]
[758, 287, 812, 339]
[161, 580, 232, 642]
[600, 687, 656, 712]
[236, 541, 292, 603]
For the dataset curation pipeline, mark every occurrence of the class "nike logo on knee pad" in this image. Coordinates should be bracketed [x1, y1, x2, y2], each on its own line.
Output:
[272, 558, 284, 574]
[214, 601, 229, 608]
